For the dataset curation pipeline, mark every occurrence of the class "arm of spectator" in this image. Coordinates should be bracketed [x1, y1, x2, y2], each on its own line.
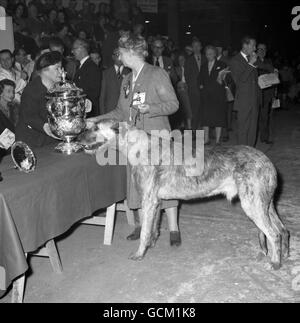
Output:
[198, 66, 204, 89]
[86, 105, 125, 128]
[15, 78, 27, 97]
[168, 63, 179, 85]
[184, 61, 192, 86]
[230, 58, 256, 84]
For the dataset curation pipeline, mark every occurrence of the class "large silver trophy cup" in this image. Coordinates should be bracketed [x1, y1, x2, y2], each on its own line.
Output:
[46, 70, 87, 155]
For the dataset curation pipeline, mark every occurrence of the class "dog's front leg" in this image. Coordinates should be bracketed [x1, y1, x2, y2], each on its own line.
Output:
[129, 196, 159, 261]
[149, 205, 161, 249]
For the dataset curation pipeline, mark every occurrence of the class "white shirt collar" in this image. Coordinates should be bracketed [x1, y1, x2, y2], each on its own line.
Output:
[115, 65, 124, 73]
[80, 56, 89, 68]
[208, 59, 215, 67]
[240, 51, 248, 62]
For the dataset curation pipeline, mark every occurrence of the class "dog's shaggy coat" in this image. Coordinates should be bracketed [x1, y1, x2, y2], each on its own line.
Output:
[80, 120, 290, 269]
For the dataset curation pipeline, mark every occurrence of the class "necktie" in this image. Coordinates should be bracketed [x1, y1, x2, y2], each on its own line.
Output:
[181, 67, 185, 82]
[117, 66, 121, 79]
[196, 56, 201, 70]
[246, 55, 250, 62]
[155, 57, 160, 67]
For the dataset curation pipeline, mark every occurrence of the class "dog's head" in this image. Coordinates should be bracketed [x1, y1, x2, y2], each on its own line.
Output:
[79, 119, 131, 152]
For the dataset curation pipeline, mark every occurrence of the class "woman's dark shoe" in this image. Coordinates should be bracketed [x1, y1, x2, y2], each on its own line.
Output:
[127, 226, 141, 241]
[170, 231, 182, 247]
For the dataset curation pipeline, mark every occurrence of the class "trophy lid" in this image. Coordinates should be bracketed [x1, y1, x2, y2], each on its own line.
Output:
[46, 69, 87, 99]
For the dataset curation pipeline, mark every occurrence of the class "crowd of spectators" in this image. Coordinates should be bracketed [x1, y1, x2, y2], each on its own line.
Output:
[0, 0, 299, 151]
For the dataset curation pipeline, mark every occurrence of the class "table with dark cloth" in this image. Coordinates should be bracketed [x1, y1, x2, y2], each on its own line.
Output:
[0, 145, 126, 296]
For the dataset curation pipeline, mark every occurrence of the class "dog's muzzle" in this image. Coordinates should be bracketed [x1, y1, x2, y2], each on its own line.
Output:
[78, 128, 105, 151]
[78, 119, 120, 152]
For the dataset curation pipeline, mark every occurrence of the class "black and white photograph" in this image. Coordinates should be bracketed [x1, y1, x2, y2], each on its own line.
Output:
[0, 0, 299, 307]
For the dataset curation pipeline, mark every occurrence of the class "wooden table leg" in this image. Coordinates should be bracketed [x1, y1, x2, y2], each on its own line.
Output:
[45, 240, 63, 274]
[103, 204, 116, 246]
[12, 253, 27, 303]
[116, 200, 135, 227]
[124, 200, 135, 227]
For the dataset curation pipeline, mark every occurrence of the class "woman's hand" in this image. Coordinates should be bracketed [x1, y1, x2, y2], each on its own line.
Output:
[43, 123, 60, 140]
[21, 71, 28, 81]
[217, 67, 230, 84]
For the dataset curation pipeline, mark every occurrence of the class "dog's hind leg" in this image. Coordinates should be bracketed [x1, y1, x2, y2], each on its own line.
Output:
[269, 201, 290, 259]
[258, 231, 268, 256]
[239, 190, 282, 270]
[129, 194, 160, 261]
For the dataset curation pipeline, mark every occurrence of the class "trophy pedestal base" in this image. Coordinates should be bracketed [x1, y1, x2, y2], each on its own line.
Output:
[55, 142, 83, 155]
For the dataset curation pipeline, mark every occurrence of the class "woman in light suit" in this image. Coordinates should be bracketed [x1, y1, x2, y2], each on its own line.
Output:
[89, 33, 181, 246]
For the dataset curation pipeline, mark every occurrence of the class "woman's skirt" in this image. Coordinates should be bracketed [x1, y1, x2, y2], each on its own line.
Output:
[126, 164, 178, 210]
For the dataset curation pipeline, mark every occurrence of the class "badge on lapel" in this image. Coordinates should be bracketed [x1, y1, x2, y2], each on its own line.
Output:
[123, 80, 131, 99]
[132, 92, 146, 106]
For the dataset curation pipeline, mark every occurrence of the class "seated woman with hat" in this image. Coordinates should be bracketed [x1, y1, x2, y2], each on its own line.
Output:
[15, 51, 63, 148]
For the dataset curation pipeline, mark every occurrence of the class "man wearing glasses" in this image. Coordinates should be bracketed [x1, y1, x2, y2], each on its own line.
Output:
[149, 38, 178, 86]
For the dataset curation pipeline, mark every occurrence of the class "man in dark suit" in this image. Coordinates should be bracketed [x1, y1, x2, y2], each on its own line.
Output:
[72, 39, 101, 117]
[230, 36, 260, 147]
[100, 49, 131, 115]
[184, 39, 206, 130]
[256, 43, 276, 144]
[49, 37, 78, 82]
[148, 38, 178, 86]
[213, 40, 236, 142]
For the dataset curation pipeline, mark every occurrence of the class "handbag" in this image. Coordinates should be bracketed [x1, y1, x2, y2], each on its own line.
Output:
[272, 98, 281, 109]
[271, 88, 281, 109]
[224, 77, 235, 102]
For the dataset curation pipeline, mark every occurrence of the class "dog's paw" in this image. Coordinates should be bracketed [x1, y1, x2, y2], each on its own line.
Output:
[149, 234, 159, 249]
[149, 239, 157, 249]
[129, 252, 144, 261]
[271, 262, 282, 271]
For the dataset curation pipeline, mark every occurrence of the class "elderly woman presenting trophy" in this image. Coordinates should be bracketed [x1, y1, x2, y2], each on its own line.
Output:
[88, 33, 182, 246]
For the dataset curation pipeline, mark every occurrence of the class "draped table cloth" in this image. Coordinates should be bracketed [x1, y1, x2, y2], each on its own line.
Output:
[0, 144, 126, 296]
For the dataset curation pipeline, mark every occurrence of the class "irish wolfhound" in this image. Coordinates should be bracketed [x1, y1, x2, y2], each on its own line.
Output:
[80, 120, 290, 270]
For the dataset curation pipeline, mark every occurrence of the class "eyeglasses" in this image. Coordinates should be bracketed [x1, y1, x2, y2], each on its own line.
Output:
[153, 46, 164, 49]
